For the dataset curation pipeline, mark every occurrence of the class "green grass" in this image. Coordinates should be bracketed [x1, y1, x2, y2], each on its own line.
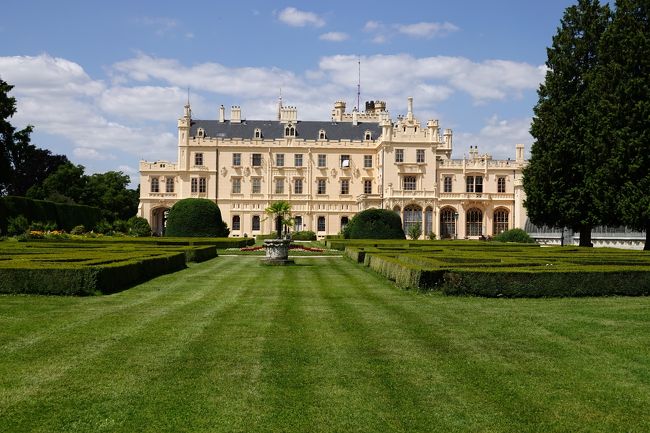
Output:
[1, 256, 649, 432]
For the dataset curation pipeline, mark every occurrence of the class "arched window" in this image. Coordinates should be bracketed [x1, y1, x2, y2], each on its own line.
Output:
[424, 207, 433, 236]
[150, 178, 159, 193]
[319, 129, 326, 140]
[232, 215, 241, 231]
[317, 216, 326, 232]
[285, 124, 295, 137]
[254, 128, 261, 139]
[364, 131, 372, 141]
[197, 128, 205, 138]
[403, 205, 422, 236]
[493, 209, 509, 235]
[341, 216, 349, 230]
[252, 215, 260, 231]
[466, 208, 483, 236]
[393, 205, 401, 216]
[294, 216, 303, 231]
[440, 207, 457, 239]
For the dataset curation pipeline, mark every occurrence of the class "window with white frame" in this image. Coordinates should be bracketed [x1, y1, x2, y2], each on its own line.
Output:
[199, 177, 206, 193]
[190, 178, 198, 193]
[364, 179, 372, 194]
[254, 128, 261, 139]
[150, 178, 159, 193]
[416, 149, 425, 163]
[364, 131, 372, 141]
[364, 155, 373, 168]
[284, 125, 295, 137]
[318, 129, 326, 140]
[340, 179, 350, 195]
[318, 154, 327, 167]
[466, 175, 483, 193]
[395, 149, 404, 163]
[497, 177, 506, 193]
[444, 176, 452, 193]
[466, 208, 483, 236]
[340, 155, 350, 168]
[317, 178, 326, 195]
[232, 178, 241, 194]
[165, 177, 174, 193]
[194, 153, 203, 166]
[294, 178, 303, 194]
[403, 176, 416, 191]
[232, 153, 241, 166]
[493, 209, 509, 235]
[275, 178, 284, 194]
[294, 154, 303, 167]
[252, 177, 261, 194]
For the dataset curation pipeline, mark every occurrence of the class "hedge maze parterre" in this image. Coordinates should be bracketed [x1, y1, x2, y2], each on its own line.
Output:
[0, 237, 253, 296]
[328, 239, 650, 297]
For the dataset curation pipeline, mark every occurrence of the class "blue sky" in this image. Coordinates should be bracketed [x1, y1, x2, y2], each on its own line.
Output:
[0, 0, 576, 185]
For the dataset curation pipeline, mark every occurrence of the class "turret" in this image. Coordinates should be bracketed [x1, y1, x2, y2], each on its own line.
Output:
[332, 100, 346, 122]
[516, 143, 525, 162]
[427, 119, 439, 142]
[444, 128, 453, 148]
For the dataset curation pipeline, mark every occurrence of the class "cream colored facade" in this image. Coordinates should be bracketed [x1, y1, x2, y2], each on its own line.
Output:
[139, 97, 527, 239]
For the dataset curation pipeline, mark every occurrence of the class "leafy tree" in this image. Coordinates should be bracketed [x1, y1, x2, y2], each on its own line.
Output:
[82, 171, 139, 221]
[127, 216, 151, 237]
[264, 200, 292, 239]
[590, 0, 650, 249]
[165, 198, 229, 237]
[343, 208, 405, 239]
[523, 0, 611, 247]
[0, 79, 69, 196]
[27, 163, 87, 203]
[407, 222, 422, 240]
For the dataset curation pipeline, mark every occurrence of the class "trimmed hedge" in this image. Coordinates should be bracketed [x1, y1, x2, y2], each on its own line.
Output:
[343, 208, 405, 239]
[165, 199, 229, 237]
[0, 196, 102, 234]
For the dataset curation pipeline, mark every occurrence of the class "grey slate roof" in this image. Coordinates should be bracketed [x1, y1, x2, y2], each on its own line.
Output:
[190, 120, 381, 141]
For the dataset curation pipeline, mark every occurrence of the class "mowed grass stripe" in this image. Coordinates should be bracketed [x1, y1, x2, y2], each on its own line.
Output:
[0, 258, 266, 432]
[334, 261, 650, 432]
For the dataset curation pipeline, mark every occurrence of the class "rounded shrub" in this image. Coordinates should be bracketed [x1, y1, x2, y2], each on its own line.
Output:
[292, 230, 316, 241]
[343, 208, 405, 239]
[493, 228, 536, 244]
[165, 198, 229, 237]
[127, 216, 152, 237]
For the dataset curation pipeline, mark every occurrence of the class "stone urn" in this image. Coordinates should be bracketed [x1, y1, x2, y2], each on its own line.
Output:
[262, 238, 294, 265]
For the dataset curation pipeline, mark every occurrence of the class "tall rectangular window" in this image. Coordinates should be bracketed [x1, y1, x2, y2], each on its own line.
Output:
[150, 178, 159, 193]
[275, 178, 284, 194]
[403, 176, 416, 191]
[364, 155, 373, 168]
[466, 176, 483, 193]
[232, 215, 240, 231]
[165, 178, 174, 193]
[395, 149, 404, 163]
[497, 177, 506, 193]
[317, 216, 326, 232]
[276, 153, 284, 167]
[252, 177, 261, 194]
[194, 153, 203, 166]
[191, 178, 198, 193]
[294, 178, 303, 194]
[318, 154, 327, 167]
[416, 149, 425, 163]
[340, 155, 350, 168]
[294, 154, 303, 167]
[232, 178, 241, 194]
[317, 179, 326, 195]
[364, 179, 372, 194]
[199, 177, 207, 193]
[444, 176, 452, 193]
[252, 153, 262, 166]
[340, 179, 350, 195]
[232, 153, 241, 166]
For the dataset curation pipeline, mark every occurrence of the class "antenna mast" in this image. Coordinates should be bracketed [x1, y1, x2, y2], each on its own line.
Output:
[356, 56, 361, 112]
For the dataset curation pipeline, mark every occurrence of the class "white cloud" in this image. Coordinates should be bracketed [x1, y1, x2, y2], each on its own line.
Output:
[319, 32, 348, 42]
[99, 86, 188, 121]
[277, 7, 325, 27]
[395, 21, 459, 39]
[456, 115, 533, 158]
[135, 16, 178, 36]
[363, 21, 381, 32]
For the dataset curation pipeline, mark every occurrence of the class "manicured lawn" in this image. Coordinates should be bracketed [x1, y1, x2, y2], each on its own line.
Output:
[1, 256, 649, 432]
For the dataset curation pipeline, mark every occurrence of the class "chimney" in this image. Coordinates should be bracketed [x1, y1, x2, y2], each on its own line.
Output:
[219, 105, 225, 123]
[231, 106, 241, 123]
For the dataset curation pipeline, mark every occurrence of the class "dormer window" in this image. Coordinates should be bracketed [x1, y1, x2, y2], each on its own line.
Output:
[364, 131, 372, 141]
[197, 128, 205, 138]
[254, 128, 261, 139]
[319, 129, 326, 140]
[284, 124, 296, 137]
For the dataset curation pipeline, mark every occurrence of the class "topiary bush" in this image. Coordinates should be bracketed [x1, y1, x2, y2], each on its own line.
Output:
[292, 230, 317, 241]
[127, 216, 151, 237]
[343, 208, 405, 240]
[494, 228, 536, 244]
[165, 199, 229, 237]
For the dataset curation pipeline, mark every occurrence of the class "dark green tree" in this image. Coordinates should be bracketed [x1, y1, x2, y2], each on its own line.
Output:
[590, 0, 650, 249]
[82, 171, 139, 221]
[0, 79, 69, 196]
[27, 162, 87, 203]
[523, 0, 611, 247]
[342, 208, 405, 239]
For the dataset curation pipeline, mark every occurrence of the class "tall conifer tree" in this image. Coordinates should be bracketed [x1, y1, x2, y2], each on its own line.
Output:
[523, 0, 611, 246]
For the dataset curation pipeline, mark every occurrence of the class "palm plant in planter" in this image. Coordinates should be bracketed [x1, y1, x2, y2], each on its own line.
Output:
[264, 200, 293, 239]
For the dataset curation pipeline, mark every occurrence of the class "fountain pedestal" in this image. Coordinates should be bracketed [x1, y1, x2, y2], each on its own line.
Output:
[263, 239, 294, 265]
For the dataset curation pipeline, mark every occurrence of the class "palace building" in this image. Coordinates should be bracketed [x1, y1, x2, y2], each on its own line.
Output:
[138, 97, 528, 239]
